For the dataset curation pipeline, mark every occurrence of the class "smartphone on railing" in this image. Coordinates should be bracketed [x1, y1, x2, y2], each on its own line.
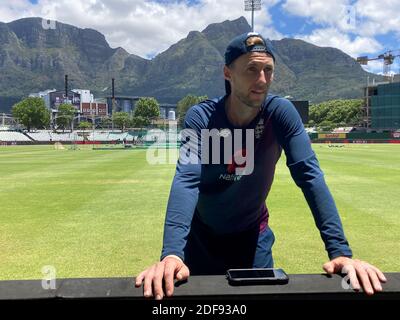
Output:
[226, 268, 289, 286]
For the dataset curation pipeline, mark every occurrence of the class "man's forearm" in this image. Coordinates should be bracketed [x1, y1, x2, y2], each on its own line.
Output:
[160, 162, 200, 261]
[301, 174, 353, 259]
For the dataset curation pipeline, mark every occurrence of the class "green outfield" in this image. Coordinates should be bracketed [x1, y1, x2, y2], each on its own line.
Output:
[0, 144, 399, 280]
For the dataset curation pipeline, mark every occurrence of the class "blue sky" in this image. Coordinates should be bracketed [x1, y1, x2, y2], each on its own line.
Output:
[269, 4, 319, 36]
[6, 0, 400, 74]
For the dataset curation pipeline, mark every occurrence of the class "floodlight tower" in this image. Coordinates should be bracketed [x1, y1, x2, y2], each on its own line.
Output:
[244, 0, 262, 32]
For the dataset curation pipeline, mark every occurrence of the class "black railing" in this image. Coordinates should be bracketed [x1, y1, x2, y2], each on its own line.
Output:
[1, 273, 399, 301]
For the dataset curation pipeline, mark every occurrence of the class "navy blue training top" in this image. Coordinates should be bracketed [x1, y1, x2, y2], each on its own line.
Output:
[161, 94, 352, 262]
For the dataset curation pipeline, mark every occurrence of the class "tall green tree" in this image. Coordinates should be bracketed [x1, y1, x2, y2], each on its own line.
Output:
[78, 121, 91, 130]
[78, 121, 92, 141]
[177, 94, 207, 127]
[134, 97, 160, 124]
[131, 116, 150, 128]
[56, 103, 76, 132]
[12, 97, 50, 132]
[113, 112, 130, 132]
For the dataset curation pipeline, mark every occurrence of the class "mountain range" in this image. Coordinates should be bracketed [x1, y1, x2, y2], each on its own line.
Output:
[0, 16, 381, 112]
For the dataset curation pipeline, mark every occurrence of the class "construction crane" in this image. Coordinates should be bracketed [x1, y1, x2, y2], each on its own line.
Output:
[356, 50, 400, 81]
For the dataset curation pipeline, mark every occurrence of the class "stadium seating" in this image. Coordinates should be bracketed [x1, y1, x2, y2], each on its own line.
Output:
[0, 131, 31, 141]
[3, 130, 179, 144]
[26, 131, 52, 141]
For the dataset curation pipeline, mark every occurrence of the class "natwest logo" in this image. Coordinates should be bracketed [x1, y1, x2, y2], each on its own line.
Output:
[219, 173, 243, 181]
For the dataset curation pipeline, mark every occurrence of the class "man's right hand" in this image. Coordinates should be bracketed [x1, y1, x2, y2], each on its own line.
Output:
[134, 256, 190, 300]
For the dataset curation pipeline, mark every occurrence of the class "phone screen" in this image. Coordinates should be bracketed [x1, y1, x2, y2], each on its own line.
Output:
[226, 268, 289, 285]
[228, 269, 276, 279]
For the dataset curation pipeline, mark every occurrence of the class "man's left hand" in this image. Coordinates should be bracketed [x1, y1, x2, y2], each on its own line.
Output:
[323, 256, 387, 295]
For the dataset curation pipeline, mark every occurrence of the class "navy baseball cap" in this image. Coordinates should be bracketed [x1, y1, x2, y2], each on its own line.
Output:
[224, 32, 275, 94]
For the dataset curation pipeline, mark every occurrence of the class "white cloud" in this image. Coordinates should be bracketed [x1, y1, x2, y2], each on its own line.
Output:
[0, 0, 37, 22]
[281, 0, 399, 72]
[281, 0, 357, 31]
[282, 0, 400, 37]
[295, 27, 383, 57]
[360, 54, 400, 78]
[355, 0, 400, 37]
[0, 0, 282, 58]
[362, 59, 400, 76]
[360, 60, 383, 74]
[258, 25, 284, 40]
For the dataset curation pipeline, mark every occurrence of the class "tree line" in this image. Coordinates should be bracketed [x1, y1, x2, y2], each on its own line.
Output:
[11, 97, 161, 132]
[11, 95, 365, 133]
[308, 99, 364, 131]
[11, 94, 209, 132]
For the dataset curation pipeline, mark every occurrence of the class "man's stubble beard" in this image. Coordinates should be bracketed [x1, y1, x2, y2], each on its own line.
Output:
[233, 87, 269, 109]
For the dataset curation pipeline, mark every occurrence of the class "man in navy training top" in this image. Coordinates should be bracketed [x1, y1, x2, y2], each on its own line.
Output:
[135, 32, 387, 299]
